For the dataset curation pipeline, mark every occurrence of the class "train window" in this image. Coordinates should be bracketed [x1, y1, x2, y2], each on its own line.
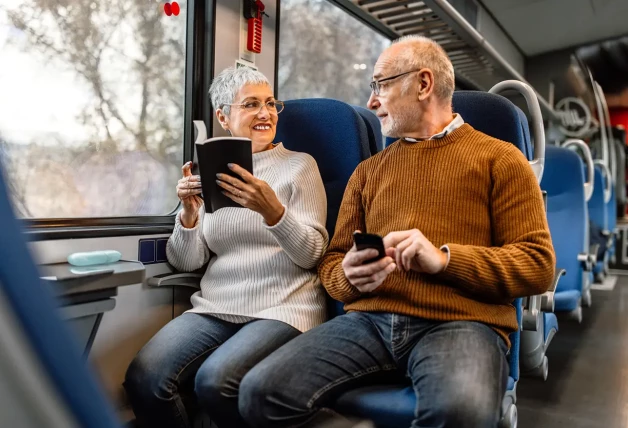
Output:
[278, 0, 390, 107]
[0, 1, 187, 218]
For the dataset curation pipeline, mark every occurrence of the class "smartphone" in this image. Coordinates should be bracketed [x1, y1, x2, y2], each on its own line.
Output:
[353, 232, 386, 264]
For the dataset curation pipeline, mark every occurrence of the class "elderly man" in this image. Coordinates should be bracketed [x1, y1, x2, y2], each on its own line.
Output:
[239, 35, 555, 428]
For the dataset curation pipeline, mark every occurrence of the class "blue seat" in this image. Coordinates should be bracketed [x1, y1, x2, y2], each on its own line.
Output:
[352, 105, 383, 155]
[589, 166, 608, 231]
[540, 146, 587, 315]
[589, 165, 610, 279]
[317, 91, 535, 427]
[275, 98, 370, 237]
[0, 162, 120, 427]
[607, 184, 617, 258]
[275, 98, 371, 319]
[334, 299, 523, 428]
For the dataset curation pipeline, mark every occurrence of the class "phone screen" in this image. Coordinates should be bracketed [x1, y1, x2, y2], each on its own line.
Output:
[353, 232, 386, 264]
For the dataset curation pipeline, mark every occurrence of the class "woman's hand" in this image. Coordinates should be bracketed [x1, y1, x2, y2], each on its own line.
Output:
[177, 162, 203, 228]
[216, 163, 285, 226]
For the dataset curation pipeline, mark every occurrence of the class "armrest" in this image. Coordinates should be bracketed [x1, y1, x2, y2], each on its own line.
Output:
[578, 246, 598, 271]
[522, 295, 540, 331]
[522, 268, 565, 330]
[541, 268, 565, 312]
[589, 244, 600, 262]
[147, 273, 202, 289]
[607, 231, 616, 248]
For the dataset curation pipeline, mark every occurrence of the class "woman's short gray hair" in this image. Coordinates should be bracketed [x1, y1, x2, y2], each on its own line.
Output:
[392, 35, 455, 101]
[209, 66, 271, 115]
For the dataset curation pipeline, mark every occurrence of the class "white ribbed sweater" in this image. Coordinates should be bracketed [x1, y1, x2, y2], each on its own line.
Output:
[166, 143, 329, 332]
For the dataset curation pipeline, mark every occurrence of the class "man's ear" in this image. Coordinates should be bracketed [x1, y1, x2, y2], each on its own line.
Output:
[216, 109, 229, 131]
[416, 68, 435, 101]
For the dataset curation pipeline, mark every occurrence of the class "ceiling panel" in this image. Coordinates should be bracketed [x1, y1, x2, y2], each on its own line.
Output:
[481, 0, 628, 55]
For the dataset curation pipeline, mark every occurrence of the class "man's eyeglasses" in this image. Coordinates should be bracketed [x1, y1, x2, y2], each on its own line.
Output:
[369, 70, 420, 96]
[221, 100, 285, 114]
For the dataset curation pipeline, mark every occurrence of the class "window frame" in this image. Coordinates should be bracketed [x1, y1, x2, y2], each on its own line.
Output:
[276, 0, 395, 106]
[20, 0, 216, 240]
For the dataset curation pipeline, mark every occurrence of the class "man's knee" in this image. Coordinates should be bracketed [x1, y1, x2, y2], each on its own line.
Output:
[445, 388, 499, 425]
[238, 364, 271, 426]
[420, 378, 502, 427]
[239, 359, 303, 428]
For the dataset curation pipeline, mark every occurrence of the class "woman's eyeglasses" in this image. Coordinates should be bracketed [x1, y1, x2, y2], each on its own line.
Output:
[221, 100, 285, 114]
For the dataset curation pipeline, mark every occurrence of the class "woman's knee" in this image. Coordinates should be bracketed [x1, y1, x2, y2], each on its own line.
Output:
[124, 350, 172, 402]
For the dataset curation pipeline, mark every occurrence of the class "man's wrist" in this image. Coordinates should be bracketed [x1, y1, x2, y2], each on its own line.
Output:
[439, 244, 450, 272]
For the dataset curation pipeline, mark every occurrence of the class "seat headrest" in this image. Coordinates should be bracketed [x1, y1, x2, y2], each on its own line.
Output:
[452, 91, 531, 159]
[0, 166, 119, 427]
[274, 98, 370, 234]
[352, 105, 383, 155]
[383, 91, 532, 159]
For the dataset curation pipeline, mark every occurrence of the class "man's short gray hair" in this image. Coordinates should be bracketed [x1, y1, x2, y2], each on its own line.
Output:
[209, 66, 271, 115]
[392, 35, 455, 101]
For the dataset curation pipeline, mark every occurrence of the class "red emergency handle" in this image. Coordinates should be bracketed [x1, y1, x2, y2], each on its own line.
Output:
[247, 17, 262, 53]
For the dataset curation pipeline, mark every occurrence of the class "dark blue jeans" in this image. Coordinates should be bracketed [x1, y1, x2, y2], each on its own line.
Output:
[240, 312, 508, 428]
[124, 313, 300, 428]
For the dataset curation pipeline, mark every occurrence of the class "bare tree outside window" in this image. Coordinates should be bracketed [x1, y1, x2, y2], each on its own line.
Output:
[278, 0, 390, 107]
[0, 0, 186, 218]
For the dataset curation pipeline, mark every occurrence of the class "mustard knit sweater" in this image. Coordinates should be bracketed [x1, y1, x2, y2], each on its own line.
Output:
[318, 124, 556, 345]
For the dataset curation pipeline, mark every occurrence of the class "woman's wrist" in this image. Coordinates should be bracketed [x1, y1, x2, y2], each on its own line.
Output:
[263, 204, 285, 227]
[180, 209, 198, 229]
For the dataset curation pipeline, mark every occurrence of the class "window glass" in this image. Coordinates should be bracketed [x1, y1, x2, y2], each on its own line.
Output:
[0, 0, 187, 218]
[278, 0, 391, 107]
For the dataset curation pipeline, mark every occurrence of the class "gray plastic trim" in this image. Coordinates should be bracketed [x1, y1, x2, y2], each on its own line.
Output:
[346, 0, 557, 121]
[595, 82, 616, 185]
[147, 272, 203, 289]
[562, 139, 595, 201]
[594, 159, 613, 203]
[489, 80, 545, 182]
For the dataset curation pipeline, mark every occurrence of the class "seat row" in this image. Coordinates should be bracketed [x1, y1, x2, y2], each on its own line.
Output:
[0, 82, 566, 428]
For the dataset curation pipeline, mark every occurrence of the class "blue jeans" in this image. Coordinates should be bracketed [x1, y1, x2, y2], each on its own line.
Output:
[124, 313, 300, 428]
[240, 312, 508, 428]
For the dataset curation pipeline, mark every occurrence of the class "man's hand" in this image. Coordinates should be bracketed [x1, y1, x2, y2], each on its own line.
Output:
[383, 229, 448, 274]
[342, 232, 396, 293]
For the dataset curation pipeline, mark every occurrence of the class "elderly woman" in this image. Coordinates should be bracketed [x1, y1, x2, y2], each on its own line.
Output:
[123, 66, 328, 428]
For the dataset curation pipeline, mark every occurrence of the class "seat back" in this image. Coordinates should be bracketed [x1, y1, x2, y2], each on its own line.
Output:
[609, 183, 617, 233]
[352, 105, 383, 155]
[450, 90, 543, 384]
[540, 145, 587, 294]
[589, 166, 608, 230]
[275, 99, 370, 236]
[0, 166, 120, 427]
[274, 99, 371, 318]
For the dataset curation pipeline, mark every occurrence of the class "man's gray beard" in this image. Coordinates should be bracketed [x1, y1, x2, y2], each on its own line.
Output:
[383, 109, 420, 138]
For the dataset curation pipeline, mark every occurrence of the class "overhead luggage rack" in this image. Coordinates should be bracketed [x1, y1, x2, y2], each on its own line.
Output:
[342, 0, 558, 121]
